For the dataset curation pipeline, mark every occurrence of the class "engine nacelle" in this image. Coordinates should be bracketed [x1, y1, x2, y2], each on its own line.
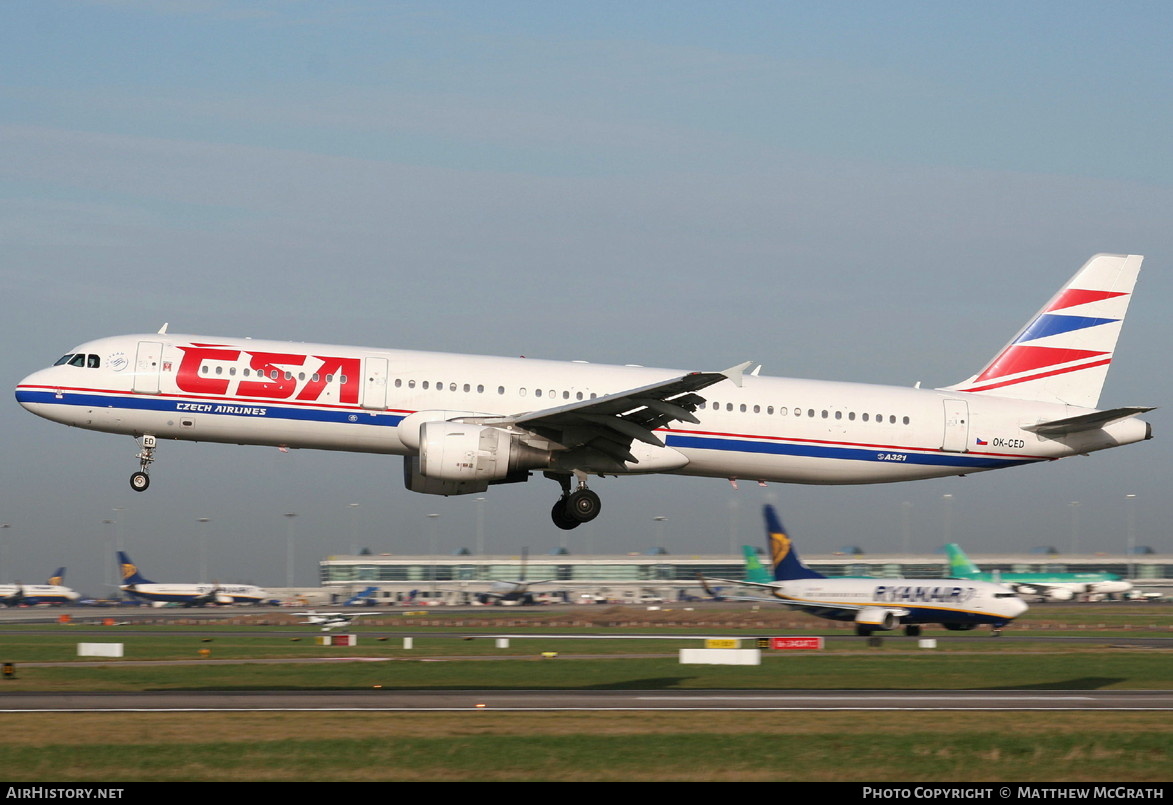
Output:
[402, 422, 552, 496]
[1043, 588, 1075, 601]
[854, 607, 900, 631]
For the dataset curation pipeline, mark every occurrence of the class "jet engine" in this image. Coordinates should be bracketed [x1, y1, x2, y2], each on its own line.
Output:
[1043, 588, 1075, 601]
[403, 422, 552, 496]
[854, 607, 900, 631]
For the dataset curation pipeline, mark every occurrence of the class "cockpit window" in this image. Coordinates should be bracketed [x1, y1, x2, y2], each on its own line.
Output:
[54, 354, 74, 366]
[68, 354, 87, 367]
[87, 354, 100, 369]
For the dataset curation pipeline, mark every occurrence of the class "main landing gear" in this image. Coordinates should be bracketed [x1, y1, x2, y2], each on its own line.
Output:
[546, 471, 601, 530]
[130, 435, 157, 492]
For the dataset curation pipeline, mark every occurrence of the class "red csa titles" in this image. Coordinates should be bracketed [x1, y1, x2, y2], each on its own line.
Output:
[174, 345, 361, 405]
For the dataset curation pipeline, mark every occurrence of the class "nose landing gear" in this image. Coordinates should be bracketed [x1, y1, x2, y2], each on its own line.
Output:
[130, 435, 156, 492]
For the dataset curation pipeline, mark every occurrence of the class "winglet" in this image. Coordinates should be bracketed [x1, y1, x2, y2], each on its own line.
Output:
[722, 361, 754, 388]
[157, 323, 169, 334]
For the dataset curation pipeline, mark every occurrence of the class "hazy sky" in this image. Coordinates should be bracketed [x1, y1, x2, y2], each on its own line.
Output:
[2, 1, 1171, 595]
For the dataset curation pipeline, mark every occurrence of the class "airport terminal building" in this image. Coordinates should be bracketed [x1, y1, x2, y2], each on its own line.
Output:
[316, 550, 1172, 606]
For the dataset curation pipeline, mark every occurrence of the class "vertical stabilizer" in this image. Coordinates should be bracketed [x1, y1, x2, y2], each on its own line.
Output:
[764, 505, 824, 581]
[944, 544, 982, 578]
[118, 551, 153, 586]
[944, 254, 1142, 408]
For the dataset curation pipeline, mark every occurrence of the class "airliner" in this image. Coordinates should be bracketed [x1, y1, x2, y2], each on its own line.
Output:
[702, 505, 1029, 636]
[944, 543, 1132, 601]
[117, 551, 273, 606]
[0, 568, 81, 606]
[15, 254, 1153, 529]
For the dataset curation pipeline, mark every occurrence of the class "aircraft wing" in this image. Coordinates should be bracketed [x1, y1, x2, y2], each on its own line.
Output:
[483, 362, 752, 468]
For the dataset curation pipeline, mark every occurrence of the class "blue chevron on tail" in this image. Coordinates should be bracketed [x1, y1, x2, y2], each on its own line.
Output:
[764, 505, 824, 581]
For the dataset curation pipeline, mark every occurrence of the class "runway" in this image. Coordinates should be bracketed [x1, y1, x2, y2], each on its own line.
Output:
[0, 689, 1169, 712]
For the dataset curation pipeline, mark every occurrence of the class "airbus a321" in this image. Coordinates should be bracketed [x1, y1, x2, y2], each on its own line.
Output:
[702, 505, 1028, 636]
[15, 254, 1153, 529]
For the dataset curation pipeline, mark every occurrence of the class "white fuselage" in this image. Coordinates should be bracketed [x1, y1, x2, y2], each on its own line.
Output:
[0, 584, 80, 606]
[765, 578, 1029, 627]
[119, 582, 270, 605]
[15, 333, 1151, 488]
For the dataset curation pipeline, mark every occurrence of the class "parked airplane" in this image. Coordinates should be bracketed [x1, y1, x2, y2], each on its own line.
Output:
[944, 543, 1132, 601]
[15, 254, 1152, 529]
[341, 586, 379, 606]
[298, 611, 365, 631]
[0, 568, 81, 606]
[701, 505, 1029, 636]
[439, 548, 562, 605]
[117, 551, 273, 606]
[741, 546, 772, 584]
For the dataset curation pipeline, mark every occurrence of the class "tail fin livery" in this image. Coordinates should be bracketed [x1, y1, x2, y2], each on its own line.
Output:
[46, 568, 66, 587]
[741, 546, 771, 584]
[764, 505, 824, 581]
[945, 253, 1143, 408]
[118, 551, 153, 586]
[944, 544, 982, 578]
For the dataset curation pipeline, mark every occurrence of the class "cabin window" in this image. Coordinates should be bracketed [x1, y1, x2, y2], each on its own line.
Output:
[214, 366, 223, 375]
[767, 406, 773, 415]
[753, 405, 760, 414]
[740, 404, 747, 413]
[394, 379, 401, 388]
[520, 388, 527, 397]
[407, 380, 415, 389]
[463, 383, 470, 393]
[834, 411, 842, 420]
[848, 412, 855, 421]
[535, 389, 543, 398]
[576, 392, 584, 400]
[807, 409, 815, 417]
[422, 381, 429, 390]
[862, 413, 869, 422]
[497, 386, 505, 395]
[450, 383, 457, 392]
[726, 403, 733, 412]
[903, 416, 910, 425]
[794, 408, 801, 416]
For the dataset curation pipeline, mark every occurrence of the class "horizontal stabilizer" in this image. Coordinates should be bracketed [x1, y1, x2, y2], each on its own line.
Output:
[1022, 406, 1155, 436]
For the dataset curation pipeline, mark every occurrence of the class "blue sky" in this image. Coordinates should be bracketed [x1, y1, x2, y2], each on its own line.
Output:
[2, 1, 1170, 594]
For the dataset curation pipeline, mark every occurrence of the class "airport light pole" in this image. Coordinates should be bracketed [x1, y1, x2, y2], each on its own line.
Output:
[941, 494, 954, 547]
[348, 503, 360, 556]
[102, 519, 115, 596]
[197, 518, 210, 583]
[653, 516, 668, 547]
[474, 497, 486, 558]
[1125, 494, 1136, 580]
[427, 513, 440, 585]
[284, 513, 297, 589]
[0, 524, 8, 582]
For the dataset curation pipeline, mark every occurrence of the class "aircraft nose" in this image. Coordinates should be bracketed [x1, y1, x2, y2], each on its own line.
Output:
[15, 368, 49, 410]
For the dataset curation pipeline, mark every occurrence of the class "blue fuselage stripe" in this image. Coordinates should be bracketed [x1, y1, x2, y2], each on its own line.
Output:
[664, 434, 1033, 470]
